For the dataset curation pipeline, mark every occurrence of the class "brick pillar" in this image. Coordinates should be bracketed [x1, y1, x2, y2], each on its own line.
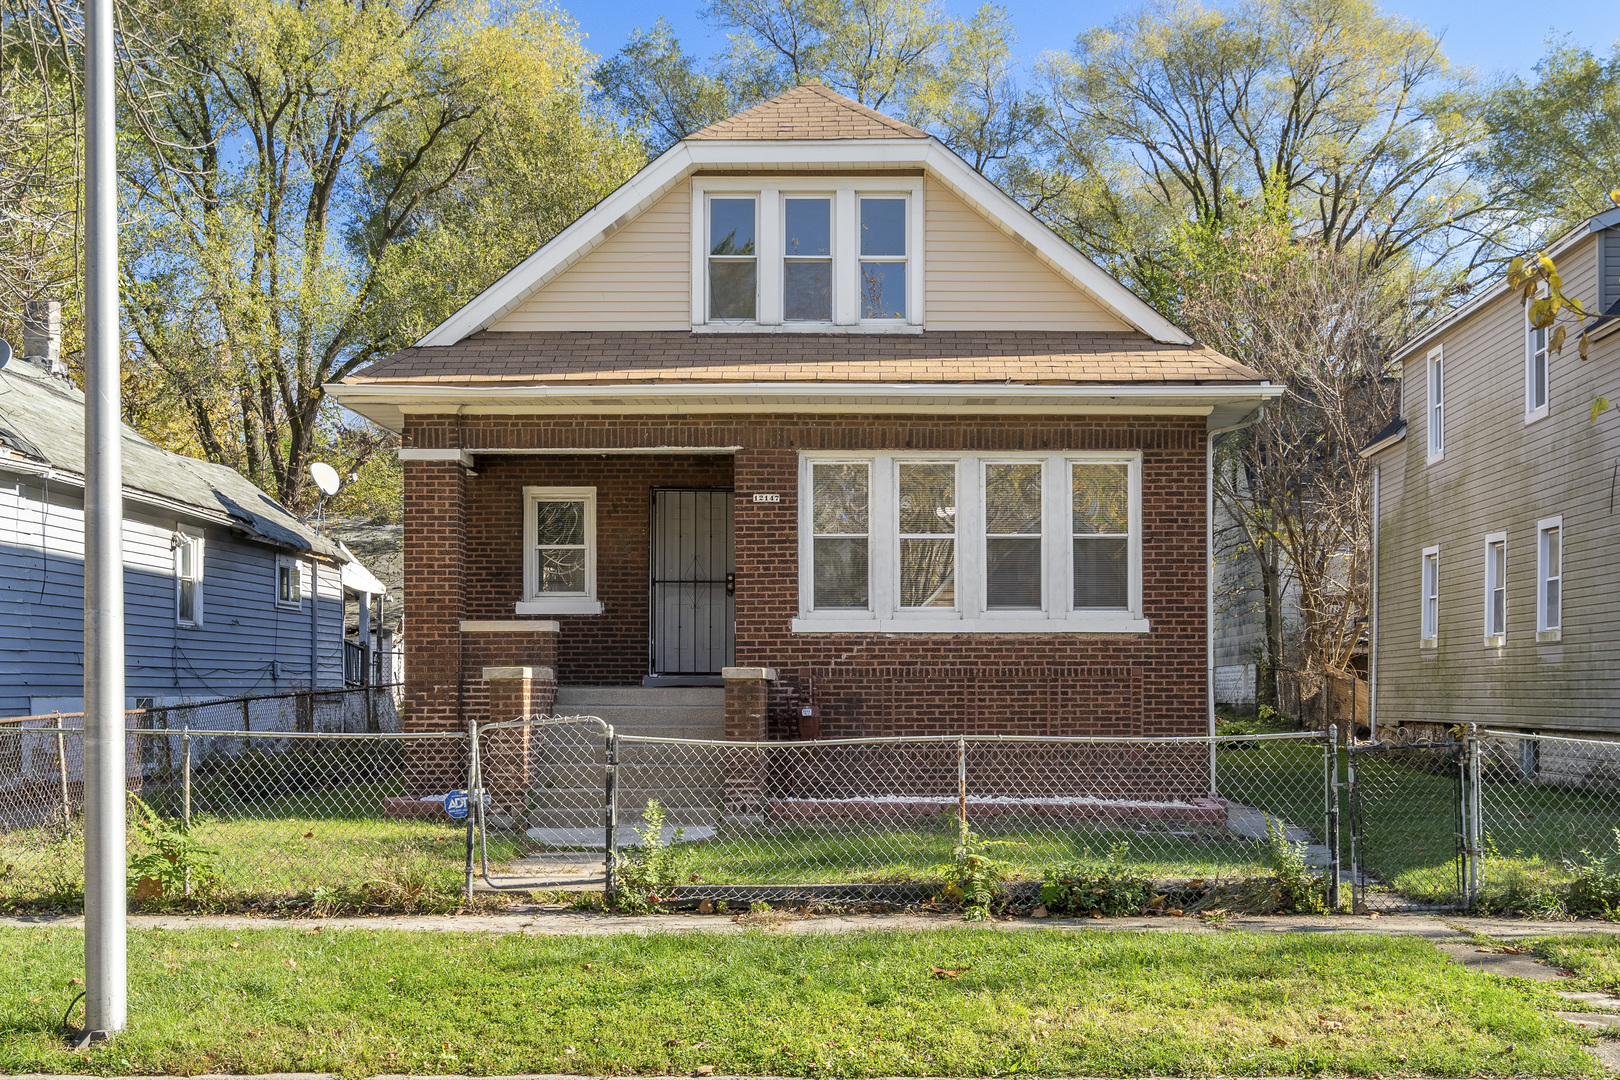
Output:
[481, 666, 549, 826]
[403, 453, 468, 795]
[722, 666, 774, 822]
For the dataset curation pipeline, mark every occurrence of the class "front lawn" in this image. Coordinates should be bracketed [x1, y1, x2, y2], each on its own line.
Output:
[0, 926, 1600, 1076]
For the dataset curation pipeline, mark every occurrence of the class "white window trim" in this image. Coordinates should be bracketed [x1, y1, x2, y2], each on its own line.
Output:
[1426, 346, 1444, 463]
[174, 529, 203, 628]
[275, 554, 305, 609]
[1420, 545, 1440, 649]
[1525, 306, 1550, 423]
[1537, 515, 1562, 642]
[518, 486, 603, 616]
[691, 176, 925, 334]
[793, 451, 1147, 634]
[1482, 531, 1506, 647]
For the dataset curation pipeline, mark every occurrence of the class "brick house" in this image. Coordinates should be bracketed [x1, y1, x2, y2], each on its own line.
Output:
[328, 84, 1279, 776]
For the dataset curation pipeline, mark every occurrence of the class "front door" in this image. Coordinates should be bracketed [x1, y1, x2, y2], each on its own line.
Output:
[649, 489, 735, 679]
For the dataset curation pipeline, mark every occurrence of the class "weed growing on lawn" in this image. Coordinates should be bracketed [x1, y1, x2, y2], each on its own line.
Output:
[127, 795, 219, 901]
[1255, 814, 1328, 915]
[1040, 843, 1153, 916]
[609, 800, 689, 913]
[946, 828, 1017, 920]
[1565, 829, 1620, 918]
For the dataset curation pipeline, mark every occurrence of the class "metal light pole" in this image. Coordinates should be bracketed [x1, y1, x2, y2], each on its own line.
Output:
[80, 0, 125, 1043]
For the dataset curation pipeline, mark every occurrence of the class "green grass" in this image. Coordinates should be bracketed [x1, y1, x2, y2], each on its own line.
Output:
[1524, 934, 1620, 993]
[0, 926, 1601, 1076]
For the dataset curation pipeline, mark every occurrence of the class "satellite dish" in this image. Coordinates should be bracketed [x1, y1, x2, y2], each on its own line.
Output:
[309, 461, 341, 497]
[0, 339, 12, 371]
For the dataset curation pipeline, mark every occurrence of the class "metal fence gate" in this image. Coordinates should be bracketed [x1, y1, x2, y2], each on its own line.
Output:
[1345, 740, 1466, 911]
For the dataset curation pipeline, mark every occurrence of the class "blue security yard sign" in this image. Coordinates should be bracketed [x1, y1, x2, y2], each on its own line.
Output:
[443, 790, 469, 820]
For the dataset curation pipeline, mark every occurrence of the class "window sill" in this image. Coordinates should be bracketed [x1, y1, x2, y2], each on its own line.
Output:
[1536, 629, 1562, 644]
[1425, 450, 1444, 465]
[1483, 634, 1504, 649]
[1420, 637, 1438, 650]
[516, 598, 604, 616]
[1525, 407, 1548, 424]
[275, 602, 303, 612]
[791, 614, 1150, 635]
[693, 321, 922, 335]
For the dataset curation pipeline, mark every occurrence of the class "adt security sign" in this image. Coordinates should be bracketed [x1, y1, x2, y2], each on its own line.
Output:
[443, 790, 469, 820]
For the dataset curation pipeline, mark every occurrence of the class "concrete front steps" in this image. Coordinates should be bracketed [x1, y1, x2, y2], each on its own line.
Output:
[554, 685, 724, 740]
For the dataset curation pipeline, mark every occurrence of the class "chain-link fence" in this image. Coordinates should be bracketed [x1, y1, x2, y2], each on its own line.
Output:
[471, 722, 1338, 906]
[1346, 741, 1465, 911]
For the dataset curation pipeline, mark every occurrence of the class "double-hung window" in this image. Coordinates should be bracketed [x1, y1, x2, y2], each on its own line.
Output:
[1426, 346, 1444, 462]
[1526, 313, 1550, 421]
[174, 531, 202, 627]
[694, 179, 921, 330]
[520, 487, 602, 615]
[1420, 546, 1440, 648]
[797, 452, 1143, 633]
[276, 554, 304, 608]
[707, 197, 757, 321]
[1483, 533, 1506, 645]
[1537, 517, 1562, 640]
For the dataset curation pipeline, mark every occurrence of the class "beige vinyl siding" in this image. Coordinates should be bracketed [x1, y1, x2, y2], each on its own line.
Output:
[489, 182, 693, 332]
[1374, 231, 1620, 735]
[923, 179, 1130, 331]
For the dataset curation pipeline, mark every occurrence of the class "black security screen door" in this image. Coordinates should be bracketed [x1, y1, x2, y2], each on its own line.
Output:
[650, 489, 735, 677]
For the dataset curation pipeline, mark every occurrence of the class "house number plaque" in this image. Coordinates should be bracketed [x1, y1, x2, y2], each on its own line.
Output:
[751, 493, 781, 503]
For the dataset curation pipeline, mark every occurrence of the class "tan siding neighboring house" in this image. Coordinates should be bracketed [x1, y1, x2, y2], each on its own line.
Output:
[1371, 225, 1620, 736]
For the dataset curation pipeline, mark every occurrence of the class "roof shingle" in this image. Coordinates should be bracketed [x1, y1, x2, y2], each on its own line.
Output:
[688, 83, 929, 141]
[346, 331, 1263, 386]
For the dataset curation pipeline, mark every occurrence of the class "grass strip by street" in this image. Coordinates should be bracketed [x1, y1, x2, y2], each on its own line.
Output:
[0, 926, 1602, 1077]
[1525, 933, 1620, 993]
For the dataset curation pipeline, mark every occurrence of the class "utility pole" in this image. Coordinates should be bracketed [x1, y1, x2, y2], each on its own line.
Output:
[80, 0, 125, 1044]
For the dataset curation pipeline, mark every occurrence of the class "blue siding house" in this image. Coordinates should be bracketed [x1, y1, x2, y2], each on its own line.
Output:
[0, 341, 387, 717]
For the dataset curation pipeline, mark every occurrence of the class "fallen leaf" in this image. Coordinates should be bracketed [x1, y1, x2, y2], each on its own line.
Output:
[386, 977, 395, 984]
[303, 831, 314, 839]
[1165, 908, 1185, 917]
[1319, 1018, 1343, 1031]
[133, 876, 163, 901]
[304, 927, 320, 935]
[1030, 904, 1049, 918]
[68, 977, 82, 986]
[283, 958, 297, 969]
[666, 1039, 685, 1047]
[695, 1067, 716, 1076]
[228, 942, 240, 949]
[1499, 1044, 1516, 1055]
[930, 965, 970, 979]
[1270, 1034, 1288, 1047]
[693, 1041, 710, 1050]
[697, 899, 714, 914]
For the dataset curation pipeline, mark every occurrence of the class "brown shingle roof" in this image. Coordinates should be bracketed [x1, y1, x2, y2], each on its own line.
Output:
[346, 331, 1261, 386]
[688, 83, 928, 141]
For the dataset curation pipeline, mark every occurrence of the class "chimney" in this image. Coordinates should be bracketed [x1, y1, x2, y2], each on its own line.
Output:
[22, 299, 66, 376]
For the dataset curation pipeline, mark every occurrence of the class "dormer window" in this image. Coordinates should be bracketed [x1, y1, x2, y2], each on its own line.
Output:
[707, 197, 757, 321]
[693, 178, 922, 332]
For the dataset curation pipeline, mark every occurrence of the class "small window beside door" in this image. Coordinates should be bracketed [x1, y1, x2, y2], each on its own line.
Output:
[519, 487, 603, 615]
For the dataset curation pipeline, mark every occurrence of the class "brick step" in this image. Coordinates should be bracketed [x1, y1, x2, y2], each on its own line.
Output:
[554, 686, 724, 740]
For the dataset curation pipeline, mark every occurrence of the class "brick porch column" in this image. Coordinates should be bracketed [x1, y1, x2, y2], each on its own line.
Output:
[402, 451, 470, 795]
[480, 666, 553, 826]
[722, 666, 774, 822]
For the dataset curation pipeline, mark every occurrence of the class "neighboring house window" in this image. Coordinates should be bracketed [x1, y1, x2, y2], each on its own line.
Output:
[519, 487, 602, 615]
[692, 178, 922, 331]
[859, 197, 907, 320]
[174, 531, 203, 627]
[708, 196, 757, 321]
[1420, 546, 1439, 647]
[1537, 517, 1562, 639]
[276, 555, 304, 607]
[1483, 532, 1506, 645]
[797, 452, 1143, 633]
[784, 197, 832, 322]
[1426, 346, 1444, 461]
[1526, 312, 1549, 421]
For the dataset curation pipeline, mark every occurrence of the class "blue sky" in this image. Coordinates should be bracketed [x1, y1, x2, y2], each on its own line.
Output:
[570, 0, 1620, 82]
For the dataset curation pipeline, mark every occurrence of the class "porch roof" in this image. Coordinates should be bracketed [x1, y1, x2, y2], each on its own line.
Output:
[345, 330, 1263, 387]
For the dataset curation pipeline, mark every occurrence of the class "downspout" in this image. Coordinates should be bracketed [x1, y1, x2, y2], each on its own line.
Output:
[309, 559, 320, 688]
[1207, 411, 1264, 797]
[1369, 463, 1380, 742]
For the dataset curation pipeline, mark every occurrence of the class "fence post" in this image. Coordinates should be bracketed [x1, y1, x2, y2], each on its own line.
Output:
[957, 737, 968, 846]
[241, 698, 251, 732]
[1465, 723, 1482, 908]
[605, 727, 619, 896]
[55, 714, 70, 823]
[181, 726, 192, 896]
[464, 727, 478, 905]
[1325, 724, 1340, 911]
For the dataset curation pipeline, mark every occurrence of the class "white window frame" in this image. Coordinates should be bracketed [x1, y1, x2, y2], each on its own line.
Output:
[1526, 308, 1550, 423]
[691, 177, 925, 334]
[174, 530, 203, 627]
[518, 486, 603, 615]
[1482, 531, 1506, 647]
[275, 554, 305, 609]
[703, 193, 759, 325]
[793, 451, 1145, 634]
[1537, 515, 1562, 641]
[1420, 545, 1440, 649]
[782, 193, 835, 326]
[1426, 346, 1444, 463]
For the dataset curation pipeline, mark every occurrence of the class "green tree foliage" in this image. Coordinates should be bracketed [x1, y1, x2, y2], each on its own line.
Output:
[1483, 41, 1620, 243]
[1038, 0, 1493, 305]
[117, 0, 643, 513]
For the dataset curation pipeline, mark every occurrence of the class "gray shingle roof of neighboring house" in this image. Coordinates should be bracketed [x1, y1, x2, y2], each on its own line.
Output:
[0, 359, 344, 560]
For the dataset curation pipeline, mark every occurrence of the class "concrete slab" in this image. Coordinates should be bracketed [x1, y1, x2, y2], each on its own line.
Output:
[1435, 941, 1565, 980]
[1556, 1010, 1620, 1031]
